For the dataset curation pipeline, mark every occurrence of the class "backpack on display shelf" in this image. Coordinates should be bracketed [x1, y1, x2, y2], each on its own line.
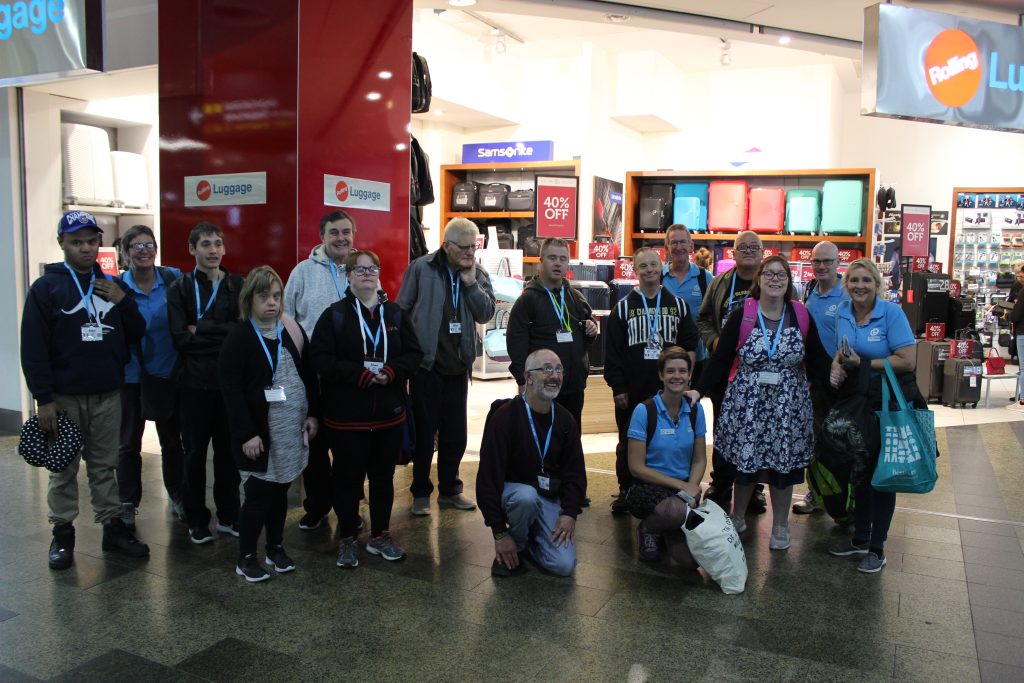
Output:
[452, 181, 480, 212]
[479, 183, 512, 211]
[412, 52, 432, 113]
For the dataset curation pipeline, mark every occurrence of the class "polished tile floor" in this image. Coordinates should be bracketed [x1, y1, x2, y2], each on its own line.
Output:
[1, 396, 1023, 682]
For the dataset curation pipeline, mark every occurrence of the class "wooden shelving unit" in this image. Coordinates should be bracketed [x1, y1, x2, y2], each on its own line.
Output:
[623, 168, 876, 257]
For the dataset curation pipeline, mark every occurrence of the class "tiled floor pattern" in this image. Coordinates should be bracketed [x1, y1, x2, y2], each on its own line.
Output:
[1, 415, 1023, 681]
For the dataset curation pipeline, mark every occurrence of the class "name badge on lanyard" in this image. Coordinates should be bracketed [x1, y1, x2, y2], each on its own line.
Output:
[449, 322, 462, 334]
[264, 385, 286, 402]
[640, 287, 663, 360]
[758, 371, 781, 385]
[548, 286, 573, 344]
[251, 319, 286, 402]
[448, 268, 462, 335]
[65, 264, 102, 342]
[355, 299, 388, 374]
[81, 323, 103, 342]
[556, 331, 573, 344]
[537, 474, 551, 491]
[364, 358, 384, 374]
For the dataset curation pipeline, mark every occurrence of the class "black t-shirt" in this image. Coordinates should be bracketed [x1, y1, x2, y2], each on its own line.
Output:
[718, 274, 752, 327]
[433, 269, 468, 376]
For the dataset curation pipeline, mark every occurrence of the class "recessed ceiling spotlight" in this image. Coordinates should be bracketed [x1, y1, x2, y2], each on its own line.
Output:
[495, 36, 507, 54]
[448, 0, 476, 7]
[378, 70, 392, 79]
[606, 14, 629, 23]
[434, 108, 445, 116]
[489, 28, 502, 36]
[778, 35, 791, 45]
[366, 92, 382, 101]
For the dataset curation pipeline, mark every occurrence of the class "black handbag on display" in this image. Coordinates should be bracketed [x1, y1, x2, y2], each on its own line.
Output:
[479, 183, 511, 211]
[507, 189, 535, 211]
[412, 52, 432, 113]
[452, 181, 479, 211]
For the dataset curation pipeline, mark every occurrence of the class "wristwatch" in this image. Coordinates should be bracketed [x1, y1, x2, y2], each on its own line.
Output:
[493, 531, 508, 541]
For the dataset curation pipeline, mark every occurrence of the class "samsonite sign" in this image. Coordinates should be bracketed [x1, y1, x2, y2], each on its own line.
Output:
[461, 140, 554, 164]
[863, 3, 1024, 132]
[323, 174, 390, 212]
[184, 172, 267, 207]
[0, 0, 102, 85]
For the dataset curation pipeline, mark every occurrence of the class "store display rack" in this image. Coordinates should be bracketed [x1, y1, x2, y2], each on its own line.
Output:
[947, 186, 1024, 302]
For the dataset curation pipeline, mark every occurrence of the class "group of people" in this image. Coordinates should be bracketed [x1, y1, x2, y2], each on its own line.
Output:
[21, 209, 920, 584]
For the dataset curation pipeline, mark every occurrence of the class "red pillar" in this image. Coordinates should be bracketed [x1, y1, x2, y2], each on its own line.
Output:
[159, 0, 412, 294]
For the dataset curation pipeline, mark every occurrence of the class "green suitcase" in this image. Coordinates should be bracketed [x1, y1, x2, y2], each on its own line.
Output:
[821, 180, 864, 235]
[785, 189, 821, 234]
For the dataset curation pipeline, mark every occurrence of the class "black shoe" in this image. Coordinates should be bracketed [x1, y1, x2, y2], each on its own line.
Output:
[102, 518, 150, 558]
[581, 497, 592, 508]
[235, 554, 271, 583]
[748, 490, 767, 514]
[611, 494, 629, 515]
[48, 523, 74, 570]
[189, 526, 214, 545]
[264, 545, 296, 573]
[169, 496, 187, 523]
[298, 512, 326, 530]
[491, 556, 528, 578]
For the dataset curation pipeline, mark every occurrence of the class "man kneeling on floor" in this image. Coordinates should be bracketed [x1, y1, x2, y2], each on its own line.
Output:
[476, 349, 587, 577]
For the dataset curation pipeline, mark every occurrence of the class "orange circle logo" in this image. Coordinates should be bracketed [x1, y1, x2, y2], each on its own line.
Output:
[924, 29, 982, 108]
[335, 181, 349, 202]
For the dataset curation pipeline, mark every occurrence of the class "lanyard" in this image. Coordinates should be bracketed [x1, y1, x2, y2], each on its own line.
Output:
[522, 393, 554, 467]
[354, 300, 388, 361]
[727, 272, 743, 313]
[64, 264, 96, 322]
[193, 270, 222, 320]
[328, 262, 346, 300]
[546, 286, 572, 333]
[636, 287, 663, 342]
[757, 307, 783, 360]
[250, 319, 282, 383]
[448, 267, 460, 313]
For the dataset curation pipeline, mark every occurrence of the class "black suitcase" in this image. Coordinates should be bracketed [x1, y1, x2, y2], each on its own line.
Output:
[915, 340, 948, 404]
[942, 357, 982, 408]
[609, 279, 637, 310]
[507, 189, 535, 211]
[479, 183, 511, 211]
[948, 296, 977, 333]
[517, 223, 539, 255]
[569, 280, 610, 310]
[452, 181, 479, 211]
[588, 310, 611, 373]
[638, 197, 668, 232]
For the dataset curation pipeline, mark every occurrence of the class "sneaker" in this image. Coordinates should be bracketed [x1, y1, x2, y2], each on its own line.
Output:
[410, 497, 431, 516]
[235, 554, 271, 583]
[857, 552, 887, 573]
[48, 524, 74, 570]
[610, 494, 629, 515]
[216, 521, 240, 538]
[367, 532, 407, 561]
[792, 491, 820, 515]
[264, 545, 296, 573]
[769, 525, 791, 550]
[437, 493, 476, 511]
[102, 518, 150, 558]
[828, 539, 870, 557]
[120, 502, 137, 531]
[637, 525, 661, 562]
[298, 512, 327, 530]
[582, 497, 592, 508]
[170, 497, 187, 523]
[748, 489, 767, 514]
[336, 538, 359, 568]
[188, 526, 214, 545]
[730, 516, 747, 534]
[491, 556, 528, 577]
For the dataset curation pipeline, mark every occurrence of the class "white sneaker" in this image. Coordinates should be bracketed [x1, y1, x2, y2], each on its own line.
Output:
[769, 525, 791, 550]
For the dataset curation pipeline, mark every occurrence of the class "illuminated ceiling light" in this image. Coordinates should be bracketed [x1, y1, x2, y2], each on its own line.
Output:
[448, 0, 476, 7]
[366, 92, 382, 101]
[378, 70, 392, 79]
[720, 38, 731, 67]
[495, 36, 507, 54]
[434, 108, 445, 116]
[778, 35, 791, 45]
[606, 14, 629, 24]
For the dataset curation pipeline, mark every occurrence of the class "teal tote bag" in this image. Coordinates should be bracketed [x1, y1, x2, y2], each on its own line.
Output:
[870, 360, 938, 494]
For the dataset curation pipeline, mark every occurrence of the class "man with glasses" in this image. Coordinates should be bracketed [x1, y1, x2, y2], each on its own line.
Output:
[662, 224, 713, 385]
[794, 240, 849, 515]
[695, 231, 768, 512]
[476, 349, 587, 577]
[397, 218, 496, 516]
[284, 210, 356, 530]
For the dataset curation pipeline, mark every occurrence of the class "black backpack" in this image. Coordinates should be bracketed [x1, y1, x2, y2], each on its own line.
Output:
[412, 52, 432, 113]
[642, 397, 699, 445]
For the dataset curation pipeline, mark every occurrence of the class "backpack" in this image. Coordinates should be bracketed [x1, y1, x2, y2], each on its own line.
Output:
[696, 268, 710, 298]
[642, 397, 699, 445]
[728, 298, 810, 381]
[411, 52, 432, 113]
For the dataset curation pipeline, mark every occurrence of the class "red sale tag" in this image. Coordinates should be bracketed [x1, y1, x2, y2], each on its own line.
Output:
[791, 248, 813, 262]
[837, 249, 862, 263]
[925, 323, 945, 341]
[589, 241, 620, 260]
[615, 258, 636, 279]
[536, 176, 578, 239]
[98, 247, 119, 277]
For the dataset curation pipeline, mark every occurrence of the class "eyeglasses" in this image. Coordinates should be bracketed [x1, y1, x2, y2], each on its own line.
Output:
[447, 241, 477, 253]
[761, 270, 789, 281]
[811, 259, 836, 266]
[668, 240, 691, 249]
[128, 242, 157, 252]
[351, 265, 380, 276]
[735, 245, 762, 254]
[526, 365, 564, 376]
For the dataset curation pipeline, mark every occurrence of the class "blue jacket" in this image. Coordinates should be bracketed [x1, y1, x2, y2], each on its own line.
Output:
[21, 262, 146, 404]
[121, 266, 182, 382]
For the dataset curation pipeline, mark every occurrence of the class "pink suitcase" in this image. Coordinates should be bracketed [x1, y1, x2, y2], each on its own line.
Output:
[748, 187, 785, 233]
[708, 180, 749, 232]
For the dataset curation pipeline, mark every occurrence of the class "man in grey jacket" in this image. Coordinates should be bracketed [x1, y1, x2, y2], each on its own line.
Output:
[283, 210, 355, 529]
[397, 218, 496, 516]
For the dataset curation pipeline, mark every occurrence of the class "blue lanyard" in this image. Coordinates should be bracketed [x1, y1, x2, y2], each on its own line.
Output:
[522, 393, 554, 466]
[353, 301, 385, 358]
[328, 262, 346, 300]
[546, 286, 572, 332]
[757, 307, 782, 360]
[727, 272, 740, 312]
[636, 287, 663, 342]
[448, 267, 460, 312]
[64, 264, 96, 322]
[250, 319, 282, 383]
[193, 270, 222, 320]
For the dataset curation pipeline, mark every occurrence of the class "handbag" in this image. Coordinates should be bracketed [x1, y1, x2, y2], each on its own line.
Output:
[985, 348, 1007, 375]
[483, 310, 511, 362]
[680, 498, 747, 594]
[871, 360, 938, 494]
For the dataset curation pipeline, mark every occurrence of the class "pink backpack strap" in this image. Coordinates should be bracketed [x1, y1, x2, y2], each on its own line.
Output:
[281, 313, 304, 356]
[790, 300, 810, 340]
[728, 298, 760, 381]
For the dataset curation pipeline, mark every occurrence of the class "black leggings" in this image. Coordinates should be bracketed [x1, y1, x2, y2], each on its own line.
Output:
[330, 427, 401, 538]
[238, 476, 290, 559]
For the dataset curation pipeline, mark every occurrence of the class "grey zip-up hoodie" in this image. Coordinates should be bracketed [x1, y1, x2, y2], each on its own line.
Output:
[396, 249, 496, 371]
[284, 245, 347, 338]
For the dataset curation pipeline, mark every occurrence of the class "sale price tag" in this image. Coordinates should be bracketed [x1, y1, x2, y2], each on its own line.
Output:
[536, 176, 578, 239]
[98, 247, 119, 277]
[901, 204, 931, 258]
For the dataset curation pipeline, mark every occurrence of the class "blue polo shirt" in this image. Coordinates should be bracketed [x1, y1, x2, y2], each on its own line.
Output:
[835, 297, 915, 364]
[663, 264, 711, 361]
[627, 392, 707, 480]
[805, 276, 849, 358]
[122, 267, 182, 383]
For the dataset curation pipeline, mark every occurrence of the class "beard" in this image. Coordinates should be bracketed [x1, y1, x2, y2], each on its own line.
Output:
[537, 382, 561, 401]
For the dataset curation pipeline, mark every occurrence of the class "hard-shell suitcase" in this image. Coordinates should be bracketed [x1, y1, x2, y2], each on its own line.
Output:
[821, 180, 864, 235]
[452, 181, 479, 211]
[110, 151, 150, 209]
[673, 182, 709, 232]
[638, 197, 668, 232]
[589, 310, 611, 373]
[609, 279, 638, 310]
[507, 189, 535, 211]
[748, 187, 785, 234]
[62, 123, 115, 206]
[569, 280, 610, 311]
[785, 189, 821, 234]
[942, 357, 982, 408]
[708, 180, 749, 232]
[479, 183, 511, 211]
[915, 340, 949, 404]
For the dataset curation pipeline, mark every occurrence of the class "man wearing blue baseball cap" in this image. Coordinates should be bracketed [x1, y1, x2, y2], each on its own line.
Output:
[21, 211, 151, 569]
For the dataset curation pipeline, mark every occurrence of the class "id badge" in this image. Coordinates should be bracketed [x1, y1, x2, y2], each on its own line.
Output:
[758, 371, 781, 385]
[660, 428, 676, 436]
[644, 347, 660, 360]
[364, 359, 384, 374]
[537, 474, 551, 491]
[264, 385, 286, 402]
[81, 323, 103, 342]
[449, 321, 462, 334]
[556, 331, 573, 344]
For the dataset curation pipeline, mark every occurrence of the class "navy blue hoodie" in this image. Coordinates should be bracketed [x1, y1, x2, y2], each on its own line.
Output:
[21, 262, 146, 405]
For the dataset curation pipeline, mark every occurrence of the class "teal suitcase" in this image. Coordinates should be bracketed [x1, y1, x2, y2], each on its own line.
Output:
[785, 189, 821, 234]
[821, 180, 864, 235]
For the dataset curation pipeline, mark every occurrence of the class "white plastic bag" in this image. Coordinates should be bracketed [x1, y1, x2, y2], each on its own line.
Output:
[681, 498, 747, 594]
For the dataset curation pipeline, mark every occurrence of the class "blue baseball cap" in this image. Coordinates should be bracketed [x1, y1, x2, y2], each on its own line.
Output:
[57, 210, 103, 236]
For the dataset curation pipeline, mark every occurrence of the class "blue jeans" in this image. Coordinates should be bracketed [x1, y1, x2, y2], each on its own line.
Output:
[853, 482, 897, 551]
[502, 483, 576, 576]
[1017, 335, 1024, 400]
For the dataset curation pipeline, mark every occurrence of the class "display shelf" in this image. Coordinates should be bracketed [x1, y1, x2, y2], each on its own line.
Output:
[623, 168, 876, 257]
[948, 186, 1024, 286]
[64, 204, 153, 216]
[445, 211, 534, 219]
[524, 256, 540, 263]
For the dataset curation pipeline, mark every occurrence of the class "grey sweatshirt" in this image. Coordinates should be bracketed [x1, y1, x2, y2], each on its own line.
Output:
[284, 245, 348, 338]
